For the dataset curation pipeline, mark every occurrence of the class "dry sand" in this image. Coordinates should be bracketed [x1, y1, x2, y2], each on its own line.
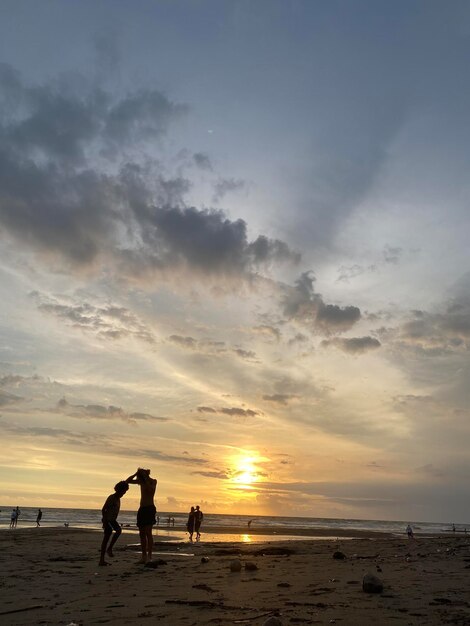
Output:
[1, 527, 470, 625]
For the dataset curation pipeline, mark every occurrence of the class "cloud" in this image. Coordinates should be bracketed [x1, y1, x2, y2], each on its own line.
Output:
[197, 406, 260, 418]
[167, 335, 257, 360]
[282, 271, 361, 334]
[1, 420, 205, 467]
[168, 334, 198, 350]
[262, 394, 297, 405]
[0, 389, 23, 406]
[252, 325, 281, 341]
[191, 470, 230, 480]
[31, 292, 156, 344]
[212, 177, 245, 202]
[321, 336, 381, 354]
[392, 303, 470, 355]
[0, 64, 299, 286]
[193, 152, 212, 170]
[232, 348, 257, 360]
[55, 398, 168, 424]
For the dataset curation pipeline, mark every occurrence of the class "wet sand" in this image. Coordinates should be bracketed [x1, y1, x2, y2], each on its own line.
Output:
[1, 527, 470, 625]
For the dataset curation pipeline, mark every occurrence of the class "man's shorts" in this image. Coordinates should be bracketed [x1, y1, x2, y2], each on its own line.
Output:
[103, 519, 121, 532]
[137, 504, 157, 528]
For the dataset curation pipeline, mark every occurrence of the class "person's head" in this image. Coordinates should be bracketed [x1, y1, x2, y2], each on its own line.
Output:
[136, 468, 151, 483]
[115, 481, 129, 496]
[190, 506, 195, 512]
[195, 505, 200, 511]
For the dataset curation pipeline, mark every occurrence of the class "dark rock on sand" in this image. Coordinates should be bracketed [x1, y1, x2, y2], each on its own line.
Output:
[230, 559, 242, 572]
[245, 561, 258, 571]
[144, 559, 167, 568]
[333, 551, 346, 560]
[201, 556, 210, 563]
[362, 573, 383, 593]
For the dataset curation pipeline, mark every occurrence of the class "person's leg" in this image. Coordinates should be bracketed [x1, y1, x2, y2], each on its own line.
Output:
[145, 526, 153, 561]
[107, 527, 121, 556]
[138, 527, 147, 563]
[99, 527, 112, 565]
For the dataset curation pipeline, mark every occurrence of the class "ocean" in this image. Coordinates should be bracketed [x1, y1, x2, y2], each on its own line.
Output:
[0, 506, 464, 539]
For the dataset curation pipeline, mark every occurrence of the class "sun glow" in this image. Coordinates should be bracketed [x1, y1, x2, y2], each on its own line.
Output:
[231, 454, 264, 487]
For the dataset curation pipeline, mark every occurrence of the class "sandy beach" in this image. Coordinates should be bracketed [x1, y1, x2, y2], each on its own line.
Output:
[1, 528, 470, 625]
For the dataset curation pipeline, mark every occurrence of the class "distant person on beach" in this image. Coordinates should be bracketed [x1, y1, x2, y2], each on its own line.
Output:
[156, 515, 160, 526]
[99, 481, 129, 566]
[406, 524, 414, 539]
[247, 519, 254, 528]
[195, 505, 204, 540]
[9, 508, 16, 529]
[36, 509, 42, 527]
[171, 517, 175, 527]
[187, 506, 196, 542]
[13, 506, 20, 528]
[452, 523, 456, 532]
[126, 468, 157, 564]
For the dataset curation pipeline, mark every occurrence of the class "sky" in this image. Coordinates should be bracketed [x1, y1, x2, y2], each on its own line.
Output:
[0, 0, 470, 523]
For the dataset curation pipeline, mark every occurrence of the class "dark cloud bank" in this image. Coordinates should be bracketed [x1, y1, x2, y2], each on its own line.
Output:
[0, 64, 299, 283]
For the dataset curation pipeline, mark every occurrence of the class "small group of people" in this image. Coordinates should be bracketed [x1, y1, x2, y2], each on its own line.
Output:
[99, 467, 206, 566]
[187, 505, 204, 542]
[9, 506, 20, 528]
[9, 507, 42, 528]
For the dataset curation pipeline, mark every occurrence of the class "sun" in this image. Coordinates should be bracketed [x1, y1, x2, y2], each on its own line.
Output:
[231, 455, 262, 487]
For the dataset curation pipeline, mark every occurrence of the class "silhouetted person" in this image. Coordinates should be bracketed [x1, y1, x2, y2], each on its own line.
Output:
[127, 468, 157, 564]
[13, 506, 20, 528]
[452, 523, 456, 533]
[157, 516, 160, 526]
[171, 517, 175, 527]
[247, 519, 254, 528]
[195, 505, 204, 540]
[99, 481, 129, 566]
[187, 506, 196, 542]
[406, 524, 414, 539]
[36, 508, 42, 527]
[9, 508, 16, 529]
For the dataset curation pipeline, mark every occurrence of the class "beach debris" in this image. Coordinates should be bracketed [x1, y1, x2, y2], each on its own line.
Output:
[0, 605, 45, 617]
[277, 582, 291, 588]
[362, 573, 383, 593]
[230, 559, 243, 572]
[263, 617, 283, 626]
[214, 548, 242, 556]
[253, 547, 295, 556]
[192, 583, 216, 592]
[332, 551, 346, 560]
[245, 561, 258, 571]
[430, 597, 452, 605]
[201, 556, 210, 563]
[144, 559, 167, 568]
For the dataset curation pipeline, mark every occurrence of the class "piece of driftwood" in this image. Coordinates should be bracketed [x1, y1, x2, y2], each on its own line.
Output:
[233, 611, 278, 623]
[0, 605, 44, 616]
[165, 599, 255, 611]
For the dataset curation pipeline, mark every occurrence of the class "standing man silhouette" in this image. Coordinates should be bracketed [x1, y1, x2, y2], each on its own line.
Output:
[127, 468, 157, 564]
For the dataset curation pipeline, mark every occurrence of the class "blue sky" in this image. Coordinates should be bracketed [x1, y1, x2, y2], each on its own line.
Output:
[0, 1, 470, 522]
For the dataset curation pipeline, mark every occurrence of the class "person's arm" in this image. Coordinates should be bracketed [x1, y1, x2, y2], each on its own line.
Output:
[126, 471, 139, 484]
